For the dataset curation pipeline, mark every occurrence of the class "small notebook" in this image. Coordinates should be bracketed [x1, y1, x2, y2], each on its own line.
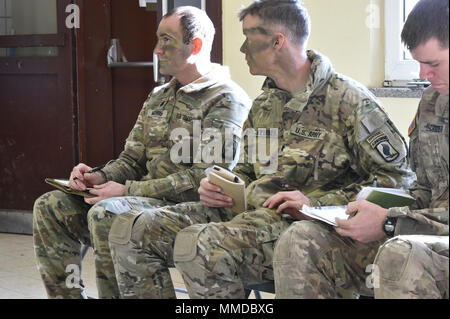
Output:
[356, 187, 415, 209]
[206, 166, 247, 214]
[300, 205, 349, 226]
[45, 178, 95, 198]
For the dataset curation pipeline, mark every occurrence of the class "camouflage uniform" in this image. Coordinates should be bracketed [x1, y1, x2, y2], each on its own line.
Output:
[374, 87, 449, 299]
[172, 50, 415, 299]
[274, 87, 448, 299]
[33, 64, 251, 299]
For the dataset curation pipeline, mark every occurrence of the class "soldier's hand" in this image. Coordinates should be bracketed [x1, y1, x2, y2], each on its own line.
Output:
[198, 178, 234, 208]
[335, 200, 388, 243]
[84, 181, 126, 205]
[263, 191, 313, 221]
[69, 163, 93, 190]
[69, 163, 106, 191]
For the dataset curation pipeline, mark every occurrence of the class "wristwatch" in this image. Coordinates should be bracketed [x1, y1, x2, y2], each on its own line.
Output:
[382, 216, 397, 237]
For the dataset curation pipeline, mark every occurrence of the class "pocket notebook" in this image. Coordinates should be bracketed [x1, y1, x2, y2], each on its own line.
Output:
[356, 187, 415, 209]
[45, 178, 96, 198]
[206, 166, 247, 214]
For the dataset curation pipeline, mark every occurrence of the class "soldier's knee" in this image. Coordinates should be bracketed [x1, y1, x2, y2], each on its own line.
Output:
[108, 210, 146, 249]
[275, 221, 330, 263]
[173, 224, 209, 266]
[274, 225, 296, 263]
[375, 237, 413, 282]
[33, 191, 68, 224]
[87, 201, 110, 226]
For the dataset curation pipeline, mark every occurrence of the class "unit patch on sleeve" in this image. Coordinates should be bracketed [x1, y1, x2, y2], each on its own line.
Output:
[367, 130, 400, 162]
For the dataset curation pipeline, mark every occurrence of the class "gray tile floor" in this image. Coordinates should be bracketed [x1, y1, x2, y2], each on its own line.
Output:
[0, 233, 274, 299]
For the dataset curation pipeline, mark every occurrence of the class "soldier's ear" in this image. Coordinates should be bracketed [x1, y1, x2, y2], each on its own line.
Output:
[191, 38, 203, 55]
[273, 33, 285, 50]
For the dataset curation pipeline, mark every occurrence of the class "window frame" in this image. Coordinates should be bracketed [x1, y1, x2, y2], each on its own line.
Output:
[384, 0, 419, 84]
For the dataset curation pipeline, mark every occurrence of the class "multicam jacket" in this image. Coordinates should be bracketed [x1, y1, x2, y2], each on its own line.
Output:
[233, 50, 415, 209]
[388, 87, 449, 236]
[100, 64, 251, 202]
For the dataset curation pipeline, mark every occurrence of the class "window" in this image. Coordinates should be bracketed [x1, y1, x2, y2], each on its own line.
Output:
[385, 0, 421, 85]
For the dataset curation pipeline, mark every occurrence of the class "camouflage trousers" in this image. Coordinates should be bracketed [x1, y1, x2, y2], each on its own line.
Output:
[174, 207, 293, 299]
[32, 190, 171, 299]
[273, 221, 382, 299]
[273, 222, 449, 299]
[109, 201, 235, 299]
[373, 235, 449, 299]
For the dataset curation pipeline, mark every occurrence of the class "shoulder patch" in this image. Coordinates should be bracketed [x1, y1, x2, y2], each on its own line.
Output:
[367, 130, 400, 162]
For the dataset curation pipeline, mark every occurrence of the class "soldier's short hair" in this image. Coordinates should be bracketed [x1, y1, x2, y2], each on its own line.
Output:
[239, 0, 310, 46]
[165, 6, 215, 52]
[401, 0, 449, 50]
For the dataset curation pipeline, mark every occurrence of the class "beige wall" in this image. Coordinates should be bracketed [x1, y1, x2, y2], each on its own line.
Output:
[222, 0, 420, 140]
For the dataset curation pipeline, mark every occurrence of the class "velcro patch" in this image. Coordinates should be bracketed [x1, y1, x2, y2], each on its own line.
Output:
[149, 109, 168, 118]
[290, 125, 327, 140]
[424, 123, 444, 133]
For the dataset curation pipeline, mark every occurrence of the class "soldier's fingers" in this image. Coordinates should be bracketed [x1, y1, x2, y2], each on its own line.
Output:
[88, 188, 102, 197]
[277, 201, 297, 214]
[334, 226, 352, 238]
[264, 193, 284, 209]
[84, 196, 102, 205]
[70, 169, 85, 182]
[335, 217, 352, 229]
[200, 195, 233, 208]
[69, 176, 87, 191]
[201, 178, 221, 193]
[346, 201, 359, 215]
[93, 182, 109, 189]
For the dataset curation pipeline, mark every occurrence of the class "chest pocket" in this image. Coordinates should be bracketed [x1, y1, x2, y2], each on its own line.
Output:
[144, 107, 170, 148]
[279, 124, 350, 188]
[170, 98, 203, 131]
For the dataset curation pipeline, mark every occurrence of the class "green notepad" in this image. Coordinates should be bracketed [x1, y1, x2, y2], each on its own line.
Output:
[356, 187, 415, 209]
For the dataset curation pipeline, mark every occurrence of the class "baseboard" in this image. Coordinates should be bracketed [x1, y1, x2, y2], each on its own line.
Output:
[0, 210, 33, 235]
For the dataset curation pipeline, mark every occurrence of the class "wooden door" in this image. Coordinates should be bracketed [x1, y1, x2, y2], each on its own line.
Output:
[0, 0, 76, 210]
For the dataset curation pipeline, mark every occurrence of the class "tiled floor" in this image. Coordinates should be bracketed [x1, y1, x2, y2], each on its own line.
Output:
[0, 233, 274, 299]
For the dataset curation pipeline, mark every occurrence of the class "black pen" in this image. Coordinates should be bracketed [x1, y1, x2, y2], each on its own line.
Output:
[73, 164, 106, 181]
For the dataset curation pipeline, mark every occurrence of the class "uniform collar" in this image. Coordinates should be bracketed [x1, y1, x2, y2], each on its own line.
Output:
[167, 64, 231, 94]
[260, 49, 334, 100]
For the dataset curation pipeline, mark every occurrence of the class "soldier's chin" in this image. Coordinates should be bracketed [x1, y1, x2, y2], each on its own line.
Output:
[432, 83, 449, 95]
[159, 67, 170, 76]
[247, 66, 259, 76]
